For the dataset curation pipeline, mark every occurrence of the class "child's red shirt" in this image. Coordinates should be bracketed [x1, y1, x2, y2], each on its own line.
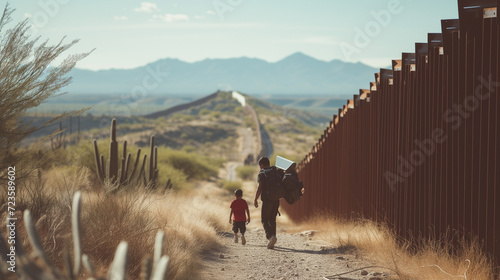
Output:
[230, 198, 248, 222]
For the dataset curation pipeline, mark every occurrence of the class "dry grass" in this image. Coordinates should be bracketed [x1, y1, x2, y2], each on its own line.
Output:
[0, 168, 227, 279]
[297, 215, 495, 279]
[236, 165, 258, 180]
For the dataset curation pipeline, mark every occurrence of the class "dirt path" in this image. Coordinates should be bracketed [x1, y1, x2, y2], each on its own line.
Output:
[208, 105, 389, 280]
[199, 180, 390, 280]
[225, 126, 258, 181]
[200, 225, 385, 280]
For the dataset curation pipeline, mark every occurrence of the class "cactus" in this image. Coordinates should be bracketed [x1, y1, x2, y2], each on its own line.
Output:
[108, 242, 128, 280]
[24, 210, 58, 275]
[109, 119, 119, 183]
[0, 191, 170, 280]
[149, 136, 155, 184]
[165, 179, 173, 191]
[51, 122, 67, 150]
[63, 245, 73, 280]
[153, 231, 165, 272]
[72, 191, 82, 276]
[82, 254, 96, 277]
[93, 141, 104, 181]
[151, 256, 169, 280]
[140, 257, 153, 280]
[93, 119, 163, 189]
[128, 149, 141, 182]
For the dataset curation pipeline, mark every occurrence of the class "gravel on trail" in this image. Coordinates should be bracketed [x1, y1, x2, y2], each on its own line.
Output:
[200, 220, 391, 280]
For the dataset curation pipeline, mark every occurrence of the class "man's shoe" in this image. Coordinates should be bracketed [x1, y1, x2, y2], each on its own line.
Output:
[241, 235, 246, 245]
[267, 235, 277, 249]
[234, 236, 238, 243]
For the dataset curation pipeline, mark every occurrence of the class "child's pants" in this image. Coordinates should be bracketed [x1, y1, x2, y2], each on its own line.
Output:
[232, 221, 246, 234]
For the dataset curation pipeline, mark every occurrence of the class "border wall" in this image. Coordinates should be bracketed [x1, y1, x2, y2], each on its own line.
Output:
[281, 0, 500, 264]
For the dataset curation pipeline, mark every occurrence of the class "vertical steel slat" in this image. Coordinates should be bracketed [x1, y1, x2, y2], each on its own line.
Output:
[392, 60, 403, 233]
[369, 85, 376, 221]
[401, 53, 413, 239]
[491, 2, 499, 263]
[437, 41, 446, 240]
[457, 22, 467, 241]
[409, 57, 418, 239]
[434, 38, 445, 238]
[399, 60, 406, 237]
[478, 11, 492, 251]
[428, 33, 440, 238]
[451, 29, 461, 247]
[416, 42, 428, 237]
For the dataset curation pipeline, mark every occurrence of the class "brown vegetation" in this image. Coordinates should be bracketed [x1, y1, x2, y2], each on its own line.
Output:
[296, 215, 495, 279]
[0, 169, 227, 279]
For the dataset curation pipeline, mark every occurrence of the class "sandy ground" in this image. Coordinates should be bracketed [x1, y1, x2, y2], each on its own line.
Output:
[200, 215, 390, 280]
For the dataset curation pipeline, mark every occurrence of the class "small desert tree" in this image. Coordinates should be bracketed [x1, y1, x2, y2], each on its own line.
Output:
[0, 4, 91, 179]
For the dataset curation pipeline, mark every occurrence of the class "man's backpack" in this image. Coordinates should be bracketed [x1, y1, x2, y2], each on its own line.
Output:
[260, 167, 285, 201]
[282, 171, 303, 205]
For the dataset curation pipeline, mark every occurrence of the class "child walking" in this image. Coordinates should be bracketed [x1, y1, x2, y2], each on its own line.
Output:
[229, 189, 250, 245]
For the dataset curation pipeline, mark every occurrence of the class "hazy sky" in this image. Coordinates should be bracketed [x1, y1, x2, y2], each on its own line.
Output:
[0, 0, 459, 70]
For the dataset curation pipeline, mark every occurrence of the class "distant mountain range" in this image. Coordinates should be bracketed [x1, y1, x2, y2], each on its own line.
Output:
[67, 52, 381, 97]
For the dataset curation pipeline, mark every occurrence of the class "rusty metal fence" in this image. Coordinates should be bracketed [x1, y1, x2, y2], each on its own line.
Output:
[281, 0, 500, 264]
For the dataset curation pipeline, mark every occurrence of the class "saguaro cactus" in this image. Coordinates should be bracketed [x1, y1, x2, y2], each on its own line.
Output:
[93, 119, 160, 189]
[148, 136, 159, 188]
[109, 119, 119, 183]
[51, 122, 66, 150]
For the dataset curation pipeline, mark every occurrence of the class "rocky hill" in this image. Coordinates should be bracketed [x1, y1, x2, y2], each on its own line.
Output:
[23, 91, 328, 163]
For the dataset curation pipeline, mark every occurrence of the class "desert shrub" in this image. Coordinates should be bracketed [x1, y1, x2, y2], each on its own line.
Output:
[236, 165, 257, 180]
[217, 91, 231, 99]
[157, 162, 189, 191]
[289, 117, 318, 134]
[0, 175, 73, 269]
[199, 108, 210, 115]
[0, 171, 63, 234]
[63, 140, 99, 171]
[234, 106, 243, 114]
[181, 145, 196, 153]
[158, 147, 219, 180]
[210, 111, 221, 118]
[171, 113, 194, 122]
[116, 122, 152, 133]
[220, 180, 242, 193]
[0, 4, 90, 180]
[80, 192, 156, 278]
[214, 102, 238, 112]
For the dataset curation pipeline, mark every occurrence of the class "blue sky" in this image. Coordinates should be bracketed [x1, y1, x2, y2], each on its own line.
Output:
[0, 0, 458, 70]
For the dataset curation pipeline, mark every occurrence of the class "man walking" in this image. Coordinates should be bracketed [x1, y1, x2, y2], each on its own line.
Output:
[254, 157, 282, 249]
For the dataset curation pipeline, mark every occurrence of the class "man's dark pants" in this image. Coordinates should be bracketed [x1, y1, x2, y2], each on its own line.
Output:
[261, 199, 279, 240]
